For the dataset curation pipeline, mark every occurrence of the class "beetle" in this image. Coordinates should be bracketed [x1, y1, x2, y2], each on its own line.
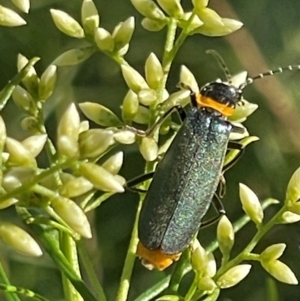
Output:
[127, 58, 300, 270]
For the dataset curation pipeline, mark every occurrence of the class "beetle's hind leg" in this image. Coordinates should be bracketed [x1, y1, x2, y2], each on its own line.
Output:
[126, 172, 155, 193]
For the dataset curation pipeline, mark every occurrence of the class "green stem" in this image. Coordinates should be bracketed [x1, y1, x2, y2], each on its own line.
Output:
[185, 276, 198, 301]
[115, 194, 144, 301]
[78, 242, 107, 301]
[0, 260, 20, 301]
[0, 284, 49, 301]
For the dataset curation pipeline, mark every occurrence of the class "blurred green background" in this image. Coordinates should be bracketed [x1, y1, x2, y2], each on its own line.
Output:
[0, 0, 300, 300]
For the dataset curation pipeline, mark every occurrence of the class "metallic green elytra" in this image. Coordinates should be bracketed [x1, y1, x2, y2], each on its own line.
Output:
[132, 62, 300, 270]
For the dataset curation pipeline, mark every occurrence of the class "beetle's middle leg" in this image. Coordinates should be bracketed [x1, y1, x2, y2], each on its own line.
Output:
[126, 172, 155, 193]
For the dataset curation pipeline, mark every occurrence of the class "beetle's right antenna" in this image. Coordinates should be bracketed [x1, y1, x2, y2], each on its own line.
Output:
[206, 49, 232, 81]
[239, 64, 300, 90]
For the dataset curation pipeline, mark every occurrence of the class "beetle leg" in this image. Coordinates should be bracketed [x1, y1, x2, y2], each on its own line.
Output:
[200, 194, 225, 228]
[126, 172, 155, 193]
[223, 141, 245, 173]
[126, 105, 187, 137]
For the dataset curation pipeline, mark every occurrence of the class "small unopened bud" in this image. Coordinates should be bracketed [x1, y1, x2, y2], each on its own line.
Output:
[217, 215, 234, 256]
[180, 65, 199, 94]
[141, 17, 167, 31]
[286, 202, 300, 215]
[121, 64, 149, 93]
[197, 276, 217, 292]
[138, 89, 157, 106]
[12, 0, 30, 13]
[6, 138, 37, 167]
[114, 130, 136, 144]
[157, 0, 184, 18]
[191, 241, 208, 273]
[145, 53, 163, 89]
[102, 152, 124, 175]
[217, 264, 252, 288]
[81, 0, 99, 35]
[122, 90, 139, 123]
[38, 65, 57, 100]
[53, 47, 94, 66]
[178, 12, 203, 32]
[57, 136, 79, 159]
[133, 106, 150, 124]
[50, 9, 84, 38]
[261, 260, 298, 285]
[0, 198, 18, 209]
[79, 162, 125, 193]
[0, 5, 26, 26]
[21, 117, 38, 132]
[192, 0, 209, 9]
[195, 7, 223, 27]
[94, 28, 114, 52]
[160, 90, 190, 112]
[51, 197, 92, 238]
[60, 177, 93, 198]
[239, 183, 263, 225]
[260, 244, 286, 262]
[113, 17, 135, 51]
[22, 134, 47, 158]
[0, 222, 42, 256]
[0, 116, 7, 146]
[280, 211, 300, 224]
[58, 103, 80, 141]
[12, 85, 34, 111]
[131, 0, 165, 20]
[286, 167, 300, 204]
[139, 137, 158, 161]
[79, 129, 115, 158]
[79, 102, 123, 127]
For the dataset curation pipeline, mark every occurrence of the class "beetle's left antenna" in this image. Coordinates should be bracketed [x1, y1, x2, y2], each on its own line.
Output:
[239, 64, 300, 90]
[206, 49, 232, 81]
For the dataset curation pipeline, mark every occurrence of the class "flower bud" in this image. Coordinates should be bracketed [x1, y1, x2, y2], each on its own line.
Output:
[112, 17, 135, 51]
[38, 65, 57, 100]
[0, 5, 26, 26]
[50, 9, 84, 38]
[133, 106, 150, 124]
[2, 167, 36, 191]
[121, 64, 149, 93]
[12, 0, 30, 13]
[131, 0, 165, 20]
[53, 47, 94, 66]
[79, 102, 123, 127]
[58, 103, 80, 142]
[156, 295, 181, 301]
[197, 276, 217, 292]
[239, 183, 263, 225]
[178, 12, 203, 32]
[260, 244, 286, 262]
[51, 196, 92, 238]
[192, 0, 209, 9]
[141, 17, 167, 31]
[12, 85, 34, 111]
[6, 138, 37, 167]
[139, 137, 158, 161]
[286, 202, 300, 215]
[217, 264, 252, 288]
[57, 135, 79, 159]
[114, 130, 136, 144]
[94, 28, 114, 52]
[160, 90, 190, 112]
[145, 53, 163, 89]
[0, 222, 42, 256]
[21, 117, 38, 132]
[60, 177, 93, 198]
[0, 115, 7, 146]
[79, 129, 115, 158]
[280, 211, 300, 224]
[261, 260, 298, 285]
[0, 198, 18, 209]
[217, 215, 234, 256]
[180, 65, 200, 94]
[102, 152, 124, 174]
[81, 0, 99, 35]
[286, 167, 300, 204]
[22, 134, 47, 158]
[191, 241, 208, 273]
[138, 89, 157, 106]
[230, 100, 258, 123]
[122, 90, 139, 123]
[157, 0, 184, 19]
[79, 162, 125, 193]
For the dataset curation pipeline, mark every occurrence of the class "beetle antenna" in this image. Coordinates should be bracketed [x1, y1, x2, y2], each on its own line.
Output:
[206, 49, 232, 81]
[239, 64, 300, 90]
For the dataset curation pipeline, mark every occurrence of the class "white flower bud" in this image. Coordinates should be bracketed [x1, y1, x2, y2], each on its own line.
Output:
[145, 53, 164, 89]
[121, 64, 149, 93]
[21, 134, 47, 158]
[0, 5, 26, 26]
[12, 0, 30, 13]
[217, 265, 252, 288]
[139, 137, 158, 161]
[50, 9, 84, 38]
[53, 47, 94, 66]
[81, 0, 99, 35]
[0, 222, 42, 256]
[94, 28, 114, 52]
[51, 197, 92, 238]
